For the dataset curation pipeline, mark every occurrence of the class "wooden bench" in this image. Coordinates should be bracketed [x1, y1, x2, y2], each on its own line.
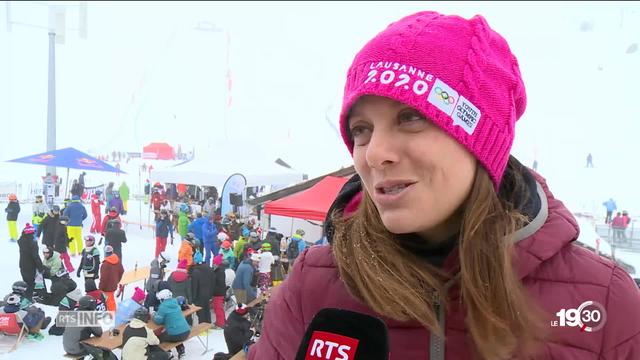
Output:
[159, 322, 212, 354]
[82, 304, 201, 351]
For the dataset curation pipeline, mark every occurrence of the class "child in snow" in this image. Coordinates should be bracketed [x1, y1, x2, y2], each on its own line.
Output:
[77, 235, 100, 280]
[99, 245, 124, 312]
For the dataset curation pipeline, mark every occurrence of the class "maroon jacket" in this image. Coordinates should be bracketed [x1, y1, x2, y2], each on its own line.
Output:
[99, 254, 124, 292]
[249, 175, 640, 359]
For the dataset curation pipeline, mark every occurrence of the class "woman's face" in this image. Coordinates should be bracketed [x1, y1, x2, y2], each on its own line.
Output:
[349, 96, 477, 241]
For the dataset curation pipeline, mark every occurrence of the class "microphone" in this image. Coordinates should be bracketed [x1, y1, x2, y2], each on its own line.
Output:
[295, 308, 389, 360]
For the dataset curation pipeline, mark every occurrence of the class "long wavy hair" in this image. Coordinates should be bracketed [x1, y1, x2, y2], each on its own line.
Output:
[331, 158, 549, 359]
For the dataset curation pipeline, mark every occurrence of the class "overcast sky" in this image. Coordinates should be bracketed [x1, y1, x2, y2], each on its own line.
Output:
[1, 1, 639, 208]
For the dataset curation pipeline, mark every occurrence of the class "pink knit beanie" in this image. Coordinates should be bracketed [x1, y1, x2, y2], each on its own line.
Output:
[340, 11, 526, 187]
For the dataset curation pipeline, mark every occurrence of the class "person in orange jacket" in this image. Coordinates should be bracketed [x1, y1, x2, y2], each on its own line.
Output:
[177, 233, 195, 269]
[99, 245, 124, 312]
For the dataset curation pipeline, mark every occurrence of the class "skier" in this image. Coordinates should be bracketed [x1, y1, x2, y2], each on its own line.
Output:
[31, 195, 48, 235]
[119, 181, 130, 215]
[90, 193, 104, 234]
[5, 193, 20, 242]
[18, 223, 44, 301]
[108, 191, 124, 215]
[155, 210, 174, 258]
[63, 195, 87, 256]
[101, 207, 121, 238]
[104, 218, 127, 262]
[37, 205, 61, 248]
[76, 235, 100, 280]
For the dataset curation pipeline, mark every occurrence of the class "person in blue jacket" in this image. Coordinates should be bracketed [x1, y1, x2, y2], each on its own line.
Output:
[603, 198, 617, 224]
[232, 253, 259, 305]
[63, 195, 87, 256]
[187, 213, 207, 248]
[202, 215, 219, 265]
[153, 289, 190, 358]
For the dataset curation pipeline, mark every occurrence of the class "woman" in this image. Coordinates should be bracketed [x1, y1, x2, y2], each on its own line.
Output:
[248, 11, 640, 360]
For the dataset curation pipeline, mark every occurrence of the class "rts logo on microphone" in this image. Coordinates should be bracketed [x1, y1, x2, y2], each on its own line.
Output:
[305, 331, 359, 360]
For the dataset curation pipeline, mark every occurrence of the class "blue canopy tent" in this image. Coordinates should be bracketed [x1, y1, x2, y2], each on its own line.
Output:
[7, 147, 125, 198]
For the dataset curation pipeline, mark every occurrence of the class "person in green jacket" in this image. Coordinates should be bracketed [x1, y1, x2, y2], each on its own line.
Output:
[118, 182, 130, 215]
[153, 289, 190, 358]
[233, 228, 250, 266]
[42, 246, 63, 279]
[177, 204, 190, 240]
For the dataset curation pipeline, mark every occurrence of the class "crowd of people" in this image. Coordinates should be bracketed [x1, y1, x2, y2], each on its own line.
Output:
[2, 178, 309, 359]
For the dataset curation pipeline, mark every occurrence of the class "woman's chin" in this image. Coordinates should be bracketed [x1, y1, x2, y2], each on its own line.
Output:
[380, 211, 422, 235]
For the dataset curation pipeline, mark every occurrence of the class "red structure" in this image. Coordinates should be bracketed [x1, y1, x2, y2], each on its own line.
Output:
[143, 143, 175, 160]
[264, 176, 349, 221]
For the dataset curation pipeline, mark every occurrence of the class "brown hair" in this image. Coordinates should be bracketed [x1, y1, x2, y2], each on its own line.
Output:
[332, 158, 548, 359]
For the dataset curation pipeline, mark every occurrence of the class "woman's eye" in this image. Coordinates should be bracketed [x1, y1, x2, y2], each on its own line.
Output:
[398, 111, 426, 125]
[350, 126, 372, 146]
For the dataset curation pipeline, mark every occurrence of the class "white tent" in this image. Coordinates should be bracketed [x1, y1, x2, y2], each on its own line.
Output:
[150, 148, 305, 188]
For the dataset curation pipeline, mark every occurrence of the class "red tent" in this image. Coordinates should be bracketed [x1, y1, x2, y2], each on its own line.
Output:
[143, 143, 175, 160]
[264, 176, 349, 221]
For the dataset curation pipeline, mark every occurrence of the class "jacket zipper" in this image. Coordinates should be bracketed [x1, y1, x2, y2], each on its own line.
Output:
[430, 292, 445, 360]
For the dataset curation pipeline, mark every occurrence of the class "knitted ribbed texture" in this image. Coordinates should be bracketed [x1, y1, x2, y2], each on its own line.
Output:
[339, 11, 526, 188]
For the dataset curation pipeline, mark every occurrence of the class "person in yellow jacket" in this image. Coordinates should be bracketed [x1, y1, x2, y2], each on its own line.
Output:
[32, 195, 48, 235]
[118, 182, 130, 215]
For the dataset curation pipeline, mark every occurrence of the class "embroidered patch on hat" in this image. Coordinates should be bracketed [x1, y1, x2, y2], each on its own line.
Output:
[452, 96, 482, 135]
[427, 78, 459, 116]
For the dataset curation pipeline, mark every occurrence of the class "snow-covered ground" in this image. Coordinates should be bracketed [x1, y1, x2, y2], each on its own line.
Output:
[0, 197, 229, 358]
[0, 160, 227, 360]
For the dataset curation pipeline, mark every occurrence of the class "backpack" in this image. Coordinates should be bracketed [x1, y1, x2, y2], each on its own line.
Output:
[22, 306, 45, 328]
[287, 238, 299, 260]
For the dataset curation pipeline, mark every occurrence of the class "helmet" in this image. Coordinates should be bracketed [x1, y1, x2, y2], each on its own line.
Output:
[7, 194, 17, 201]
[156, 289, 172, 301]
[84, 235, 96, 245]
[52, 205, 61, 213]
[192, 238, 201, 247]
[6, 294, 20, 306]
[41, 245, 51, 253]
[261, 242, 272, 251]
[12, 281, 28, 295]
[113, 192, 120, 197]
[109, 206, 118, 213]
[78, 295, 98, 311]
[221, 240, 232, 250]
[249, 231, 258, 239]
[295, 229, 305, 236]
[160, 209, 168, 215]
[180, 204, 189, 213]
[133, 307, 150, 322]
[104, 245, 114, 255]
